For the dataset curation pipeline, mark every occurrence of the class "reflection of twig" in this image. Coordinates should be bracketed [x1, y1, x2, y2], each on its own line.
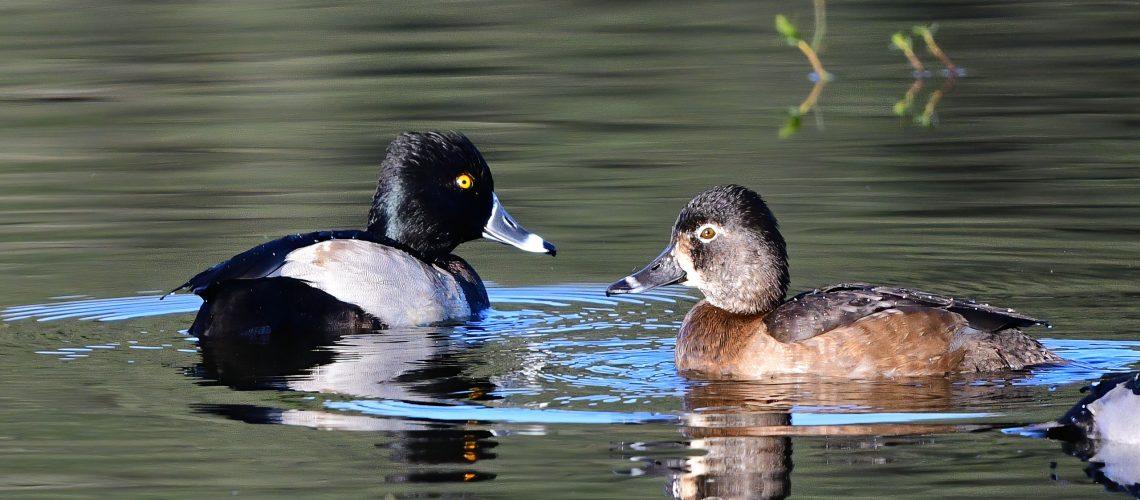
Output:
[916, 77, 957, 127]
[798, 80, 826, 115]
[780, 80, 827, 138]
[918, 90, 942, 127]
[891, 32, 925, 75]
[914, 26, 958, 73]
[811, 0, 827, 52]
[893, 79, 924, 116]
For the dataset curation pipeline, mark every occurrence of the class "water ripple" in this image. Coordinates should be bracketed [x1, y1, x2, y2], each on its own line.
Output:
[9, 283, 1140, 430]
[2, 283, 689, 322]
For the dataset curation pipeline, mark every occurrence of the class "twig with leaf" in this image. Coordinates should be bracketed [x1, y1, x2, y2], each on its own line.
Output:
[893, 79, 925, 117]
[913, 25, 962, 76]
[776, 15, 830, 81]
[780, 81, 826, 138]
[890, 32, 927, 76]
[916, 77, 958, 127]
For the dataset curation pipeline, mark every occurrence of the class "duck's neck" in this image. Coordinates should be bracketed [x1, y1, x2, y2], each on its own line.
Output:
[704, 280, 786, 316]
[366, 196, 458, 261]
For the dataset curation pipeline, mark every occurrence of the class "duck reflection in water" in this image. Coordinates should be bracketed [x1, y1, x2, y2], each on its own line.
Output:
[190, 316, 500, 485]
[623, 375, 1025, 500]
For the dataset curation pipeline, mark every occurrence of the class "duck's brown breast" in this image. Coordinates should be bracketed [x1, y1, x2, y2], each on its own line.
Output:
[674, 302, 771, 378]
[675, 302, 970, 379]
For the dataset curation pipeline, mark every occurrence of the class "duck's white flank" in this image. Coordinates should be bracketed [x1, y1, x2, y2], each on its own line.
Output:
[272, 239, 472, 326]
[1087, 382, 1140, 444]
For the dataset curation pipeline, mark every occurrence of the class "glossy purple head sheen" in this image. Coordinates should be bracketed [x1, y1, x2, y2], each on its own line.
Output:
[608, 185, 789, 315]
[365, 131, 555, 259]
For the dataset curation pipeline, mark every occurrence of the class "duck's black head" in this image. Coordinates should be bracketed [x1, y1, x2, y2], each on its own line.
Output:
[607, 185, 789, 315]
[366, 131, 555, 260]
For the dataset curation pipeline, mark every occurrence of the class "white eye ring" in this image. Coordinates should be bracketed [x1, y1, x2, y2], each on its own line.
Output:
[695, 223, 719, 243]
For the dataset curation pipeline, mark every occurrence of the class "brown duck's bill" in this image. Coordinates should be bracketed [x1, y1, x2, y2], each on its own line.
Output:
[606, 244, 686, 296]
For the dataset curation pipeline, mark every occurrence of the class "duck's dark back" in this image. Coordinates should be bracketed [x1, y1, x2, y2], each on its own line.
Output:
[764, 283, 1047, 343]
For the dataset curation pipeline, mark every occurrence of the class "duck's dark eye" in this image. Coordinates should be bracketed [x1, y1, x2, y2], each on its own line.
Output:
[455, 173, 474, 190]
[698, 226, 717, 242]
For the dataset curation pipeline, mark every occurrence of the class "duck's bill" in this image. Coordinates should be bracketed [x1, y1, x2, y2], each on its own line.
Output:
[606, 244, 686, 296]
[482, 194, 556, 256]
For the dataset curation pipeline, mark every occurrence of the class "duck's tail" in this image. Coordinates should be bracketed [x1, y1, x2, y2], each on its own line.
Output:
[955, 327, 1065, 372]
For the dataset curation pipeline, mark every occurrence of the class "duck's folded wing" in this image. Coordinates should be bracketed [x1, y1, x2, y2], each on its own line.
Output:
[765, 282, 1048, 343]
[166, 230, 406, 299]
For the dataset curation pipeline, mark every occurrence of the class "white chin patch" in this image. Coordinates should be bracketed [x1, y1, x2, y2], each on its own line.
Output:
[673, 246, 702, 288]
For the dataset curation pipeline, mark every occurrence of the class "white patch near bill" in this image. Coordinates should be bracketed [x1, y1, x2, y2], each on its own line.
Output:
[673, 245, 703, 289]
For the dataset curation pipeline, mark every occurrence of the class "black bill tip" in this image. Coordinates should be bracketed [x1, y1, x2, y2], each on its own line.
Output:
[604, 243, 686, 297]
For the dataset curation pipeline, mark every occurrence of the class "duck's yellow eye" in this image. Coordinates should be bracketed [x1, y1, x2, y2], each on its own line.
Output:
[698, 225, 717, 241]
[455, 173, 474, 190]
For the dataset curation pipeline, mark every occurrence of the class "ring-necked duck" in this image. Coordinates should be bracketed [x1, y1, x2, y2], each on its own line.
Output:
[1042, 372, 1140, 495]
[1050, 372, 1140, 446]
[170, 131, 554, 338]
[607, 184, 1061, 379]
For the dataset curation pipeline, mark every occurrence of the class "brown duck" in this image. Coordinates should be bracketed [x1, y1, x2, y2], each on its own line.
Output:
[606, 185, 1062, 379]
